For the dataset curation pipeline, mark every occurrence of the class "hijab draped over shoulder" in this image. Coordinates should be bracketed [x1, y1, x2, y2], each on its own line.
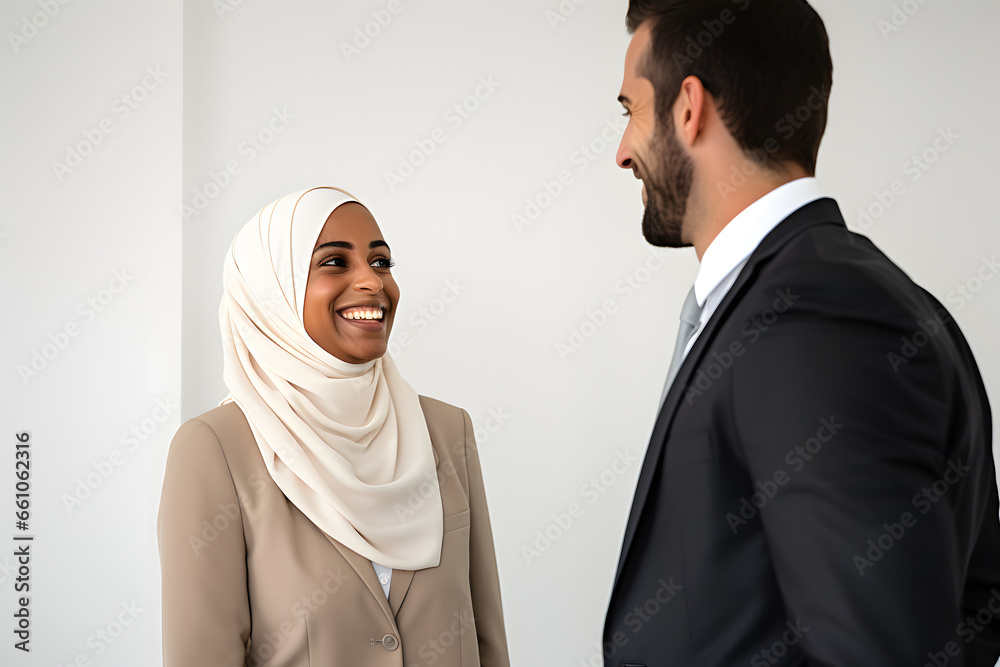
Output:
[218, 186, 443, 570]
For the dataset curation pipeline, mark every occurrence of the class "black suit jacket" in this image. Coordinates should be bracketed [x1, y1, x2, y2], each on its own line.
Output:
[603, 198, 1000, 666]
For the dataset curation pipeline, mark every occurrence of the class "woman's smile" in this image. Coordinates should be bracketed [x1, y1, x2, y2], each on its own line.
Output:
[339, 304, 385, 320]
[337, 304, 388, 331]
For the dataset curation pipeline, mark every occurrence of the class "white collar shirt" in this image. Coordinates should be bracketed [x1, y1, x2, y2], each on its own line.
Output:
[682, 176, 827, 358]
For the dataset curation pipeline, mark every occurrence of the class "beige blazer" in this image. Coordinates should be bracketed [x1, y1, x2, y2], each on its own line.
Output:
[157, 395, 510, 667]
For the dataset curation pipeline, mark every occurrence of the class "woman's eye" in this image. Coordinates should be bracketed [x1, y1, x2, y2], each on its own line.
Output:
[371, 257, 396, 269]
[321, 256, 347, 267]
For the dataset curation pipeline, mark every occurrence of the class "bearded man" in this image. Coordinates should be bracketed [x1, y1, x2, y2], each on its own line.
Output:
[604, 2, 1000, 665]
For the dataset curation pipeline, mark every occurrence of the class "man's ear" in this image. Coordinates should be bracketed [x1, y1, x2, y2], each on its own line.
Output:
[675, 75, 708, 148]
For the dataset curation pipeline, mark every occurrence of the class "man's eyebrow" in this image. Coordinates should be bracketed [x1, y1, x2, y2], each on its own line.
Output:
[313, 240, 391, 253]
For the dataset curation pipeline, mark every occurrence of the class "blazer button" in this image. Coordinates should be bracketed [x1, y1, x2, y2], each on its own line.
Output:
[381, 633, 398, 651]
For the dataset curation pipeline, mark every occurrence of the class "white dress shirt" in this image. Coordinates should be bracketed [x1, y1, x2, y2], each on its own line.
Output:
[371, 561, 391, 599]
[682, 177, 827, 359]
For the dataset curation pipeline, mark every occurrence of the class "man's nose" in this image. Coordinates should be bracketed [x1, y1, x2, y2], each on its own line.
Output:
[616, 133, 633, 169]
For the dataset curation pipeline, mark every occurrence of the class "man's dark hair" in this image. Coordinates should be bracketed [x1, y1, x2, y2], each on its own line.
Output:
[626, 0, 833, 175]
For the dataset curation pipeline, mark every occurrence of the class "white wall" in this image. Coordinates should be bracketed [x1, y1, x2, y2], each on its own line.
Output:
[0, 0, 182, 664]
[2, 0, 997, 664]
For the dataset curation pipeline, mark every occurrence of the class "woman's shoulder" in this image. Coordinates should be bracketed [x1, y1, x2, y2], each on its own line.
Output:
[167, 401, 254, 462]
[416, 393, 463, 413]
[186, 400, 249, 433]
[417, 394, 471, 433]
[416, 394, 475, 476]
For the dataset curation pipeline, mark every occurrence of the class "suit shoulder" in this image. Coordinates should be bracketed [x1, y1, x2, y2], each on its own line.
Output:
[417, 394, 469, 424]
[168, 402, 252, 464]
[752, 223, 938, 324]
[188, 401, 247, 433]
[417, 395, 473, 464]
[774, 223, 907, 282]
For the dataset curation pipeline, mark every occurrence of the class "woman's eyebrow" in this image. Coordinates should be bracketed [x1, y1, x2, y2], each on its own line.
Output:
[313, 241, 352, 253]
[313, 240, 391, 253]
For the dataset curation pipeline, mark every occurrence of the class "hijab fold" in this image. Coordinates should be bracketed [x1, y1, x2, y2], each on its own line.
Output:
[218, 187, 443, 570]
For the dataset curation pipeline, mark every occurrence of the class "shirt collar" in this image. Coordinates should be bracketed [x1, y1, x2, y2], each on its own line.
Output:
[693, 177, 825, 307]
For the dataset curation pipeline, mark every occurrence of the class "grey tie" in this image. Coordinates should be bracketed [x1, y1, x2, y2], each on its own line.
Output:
[658, 286, 703, 409]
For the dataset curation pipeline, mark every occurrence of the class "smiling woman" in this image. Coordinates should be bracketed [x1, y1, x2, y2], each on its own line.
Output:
[156, 187, 510, 666]
[302, 202, 399, 364]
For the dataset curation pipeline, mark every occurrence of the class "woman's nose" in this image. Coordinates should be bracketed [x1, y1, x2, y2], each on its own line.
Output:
[353, 265, 383, 293]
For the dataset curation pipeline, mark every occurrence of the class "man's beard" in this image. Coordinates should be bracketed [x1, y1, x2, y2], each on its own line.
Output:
[641, 115, 694, 248]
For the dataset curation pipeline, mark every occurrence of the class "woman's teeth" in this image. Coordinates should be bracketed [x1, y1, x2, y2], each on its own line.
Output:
[341, 307, 383, 320]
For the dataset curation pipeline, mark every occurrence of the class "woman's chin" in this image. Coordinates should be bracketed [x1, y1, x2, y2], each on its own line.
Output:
[329, 341, 388, 365]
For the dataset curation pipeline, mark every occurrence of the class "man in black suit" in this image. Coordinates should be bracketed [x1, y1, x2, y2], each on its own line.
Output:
[604, 1, 1000, 665]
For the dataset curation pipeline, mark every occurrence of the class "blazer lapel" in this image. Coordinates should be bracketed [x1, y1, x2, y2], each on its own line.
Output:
[316, 397, 447, 624]
[322, 533, 399, 629]
[386, 399, 444, 615]
[612, 198, 846, 589]
[388, 569, 415, 615]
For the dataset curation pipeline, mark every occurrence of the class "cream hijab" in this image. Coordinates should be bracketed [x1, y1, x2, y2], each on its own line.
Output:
[218, 186, 443, 570]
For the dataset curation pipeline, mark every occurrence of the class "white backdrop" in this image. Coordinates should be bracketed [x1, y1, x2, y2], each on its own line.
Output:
[2, 0, 998, 664]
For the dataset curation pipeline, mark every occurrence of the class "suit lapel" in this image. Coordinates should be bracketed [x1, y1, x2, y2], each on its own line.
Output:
[386, 398, 444, 615]
[313, 394, 455, 625]
[322, 533, 399, 629]
[318, 396, 442, 622]
[612, 198, 845, 588]
[388, 569, 415, 615]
